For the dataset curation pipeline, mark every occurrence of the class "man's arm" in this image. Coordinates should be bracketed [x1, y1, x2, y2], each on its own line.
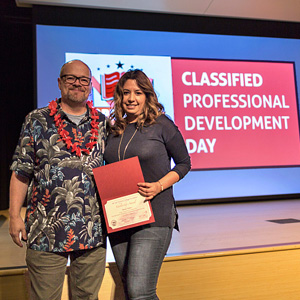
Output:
[9, 171, 29, 247]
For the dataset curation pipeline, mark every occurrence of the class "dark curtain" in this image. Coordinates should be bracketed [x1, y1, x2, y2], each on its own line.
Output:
[0, 1, 34, 210]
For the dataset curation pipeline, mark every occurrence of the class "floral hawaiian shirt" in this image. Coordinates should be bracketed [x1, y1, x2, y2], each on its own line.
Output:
[11, 99, 107, 252]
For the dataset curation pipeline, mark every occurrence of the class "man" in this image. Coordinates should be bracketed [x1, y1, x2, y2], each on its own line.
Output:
[9, 60, 107, 300]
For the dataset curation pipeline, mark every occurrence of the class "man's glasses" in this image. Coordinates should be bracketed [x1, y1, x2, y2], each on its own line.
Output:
[61, 75, 91, 86]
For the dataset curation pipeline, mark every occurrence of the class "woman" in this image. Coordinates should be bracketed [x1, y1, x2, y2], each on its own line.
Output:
[104, 69, 191, 300]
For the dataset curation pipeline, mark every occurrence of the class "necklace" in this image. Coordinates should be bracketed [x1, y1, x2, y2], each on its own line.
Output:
[48, 99, 100, 157]
[118, 127, 138, 161]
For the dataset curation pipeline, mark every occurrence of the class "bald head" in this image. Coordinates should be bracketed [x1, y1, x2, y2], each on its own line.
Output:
[60, 60, 92, 78]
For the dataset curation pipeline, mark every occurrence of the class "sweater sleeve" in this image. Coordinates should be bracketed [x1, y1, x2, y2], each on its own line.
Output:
[161, 115, 191, 180]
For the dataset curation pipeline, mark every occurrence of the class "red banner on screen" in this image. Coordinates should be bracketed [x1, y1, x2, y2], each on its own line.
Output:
[172, 59, 300, 169]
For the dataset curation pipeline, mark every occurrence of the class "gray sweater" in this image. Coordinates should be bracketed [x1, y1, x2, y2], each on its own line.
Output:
[104, 114, 191, 229]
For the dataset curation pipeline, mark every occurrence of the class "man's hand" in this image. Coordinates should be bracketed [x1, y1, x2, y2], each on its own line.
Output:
[9, 215, 27, 247]
[9, 171, 29, 247]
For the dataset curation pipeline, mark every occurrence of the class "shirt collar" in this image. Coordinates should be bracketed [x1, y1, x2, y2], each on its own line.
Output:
[57, 98, 91, 122]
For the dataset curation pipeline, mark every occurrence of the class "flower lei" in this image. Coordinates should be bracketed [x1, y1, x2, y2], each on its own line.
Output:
[48, 99, 100, 157]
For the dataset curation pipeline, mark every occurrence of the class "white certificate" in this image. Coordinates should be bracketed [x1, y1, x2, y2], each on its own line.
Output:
[105, 192, 153, 230]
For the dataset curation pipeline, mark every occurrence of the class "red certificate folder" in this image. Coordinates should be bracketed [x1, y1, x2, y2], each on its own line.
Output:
[93, 156, 155, 233]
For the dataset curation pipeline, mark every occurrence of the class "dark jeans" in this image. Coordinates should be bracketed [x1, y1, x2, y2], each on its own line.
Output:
[109, 226, 173, 300]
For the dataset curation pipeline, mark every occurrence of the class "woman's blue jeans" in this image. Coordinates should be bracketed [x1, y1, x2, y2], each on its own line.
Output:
[109, 225, 173, 300]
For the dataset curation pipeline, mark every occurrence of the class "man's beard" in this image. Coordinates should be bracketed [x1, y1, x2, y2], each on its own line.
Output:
[66, 89, 87, 103]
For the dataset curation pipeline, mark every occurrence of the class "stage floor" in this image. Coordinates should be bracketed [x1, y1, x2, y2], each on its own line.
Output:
[1, 199, 300, 268]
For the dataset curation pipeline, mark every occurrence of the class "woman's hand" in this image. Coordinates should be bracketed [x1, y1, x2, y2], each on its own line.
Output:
[137, 172, 179, 201]
[137, 181, 162, 201]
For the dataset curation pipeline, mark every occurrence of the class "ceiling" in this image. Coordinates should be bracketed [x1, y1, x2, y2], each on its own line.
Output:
[15, 0, 300, 23]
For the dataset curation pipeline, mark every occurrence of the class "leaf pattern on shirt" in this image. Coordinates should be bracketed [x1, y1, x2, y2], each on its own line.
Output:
[53, 176, 84, 214]
[11, 100, 108, 252]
